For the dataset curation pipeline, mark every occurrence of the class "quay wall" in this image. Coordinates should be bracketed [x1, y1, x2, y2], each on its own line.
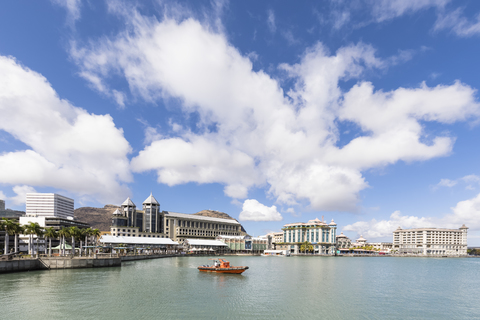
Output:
[0, 257, 121, 274]
[0, 259, 40, 273]
[42, 257, 121, 269]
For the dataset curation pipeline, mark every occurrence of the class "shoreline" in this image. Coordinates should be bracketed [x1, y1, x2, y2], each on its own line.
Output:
[2, 252, 478, 274]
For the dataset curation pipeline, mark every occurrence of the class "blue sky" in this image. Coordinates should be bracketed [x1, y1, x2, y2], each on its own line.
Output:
[1, 0, 480, 244]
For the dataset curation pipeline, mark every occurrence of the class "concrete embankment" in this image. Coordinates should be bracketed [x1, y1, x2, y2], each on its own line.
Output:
[0, 256, 121, 274]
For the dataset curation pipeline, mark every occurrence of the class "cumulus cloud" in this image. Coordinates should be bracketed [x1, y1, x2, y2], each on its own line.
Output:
[239, 199, 283, 221]
[10, 185, 37, 206]
[0, 55, 132, 204]
[69, 6, 480, 211]
[344, 192, 480, 239]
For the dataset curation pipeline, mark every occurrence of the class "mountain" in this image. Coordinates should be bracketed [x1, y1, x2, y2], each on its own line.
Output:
[74, 205, 119, 231]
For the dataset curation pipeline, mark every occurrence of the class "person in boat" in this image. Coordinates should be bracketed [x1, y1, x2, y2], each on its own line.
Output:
[214, 260, 219, 268]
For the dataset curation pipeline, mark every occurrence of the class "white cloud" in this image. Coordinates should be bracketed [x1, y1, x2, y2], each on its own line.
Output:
[51, 0, 82, 28]
[435, 174, 480, 190]
[437, 178, 457, 188]
[70, 8, 480, 211]
[0, 55, 132, 204]
[434, 8, 480, 37]
[344, 210, 433, 239]
[267, 9, 276, 33]
[10, 185, 37, 206]
[369, 0, 449, 23]
[239, 199, 283, 221]
[344, 192, 480, 239]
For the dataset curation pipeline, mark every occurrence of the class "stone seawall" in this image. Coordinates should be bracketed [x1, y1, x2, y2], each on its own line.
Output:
[0, 259, 40, 273]
[41, 257, 121, 269]
[0, 257, 121, 274]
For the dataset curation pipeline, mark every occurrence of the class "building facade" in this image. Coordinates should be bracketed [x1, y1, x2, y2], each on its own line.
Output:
[277, 218, 337, 255]
[393, 225, 468, 255]
[18, 215, 90, 253]
[336, 232, 352, 249]
[217, 235, 267, 254]
[0, 199, 4, 211]
[110, 194, 246, 244]
[26, 193, 74, 219]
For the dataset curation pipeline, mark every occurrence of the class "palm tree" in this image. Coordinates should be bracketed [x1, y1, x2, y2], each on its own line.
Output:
[44, 227, 58, 257]
[91, 228, 101, 246]
[84, 227, 93, 256]
[24, 222, 36, 257]
[58, 227, 69, 257]
[300, 241, 313, 254]
[1, 218, 16, 254]
[12, 222, 24, 254]
[34, 224, 44, 258]
[24, 222, 43, 257]
[69, 227, 81, 257]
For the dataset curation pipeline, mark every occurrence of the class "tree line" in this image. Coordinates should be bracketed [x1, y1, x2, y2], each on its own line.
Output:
[1, 217, 100, 258]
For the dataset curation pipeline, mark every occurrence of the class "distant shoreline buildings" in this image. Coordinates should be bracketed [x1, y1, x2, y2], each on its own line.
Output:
[0, 193, 472, 256]
[393, 225, 468, 255]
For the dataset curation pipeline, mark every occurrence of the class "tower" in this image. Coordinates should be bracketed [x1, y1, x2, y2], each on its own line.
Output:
[121, 197, 136, 228]
[142, 193, 162, 233]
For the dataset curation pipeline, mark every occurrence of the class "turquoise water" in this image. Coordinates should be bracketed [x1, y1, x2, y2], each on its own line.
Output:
[1, 256, 480, 319]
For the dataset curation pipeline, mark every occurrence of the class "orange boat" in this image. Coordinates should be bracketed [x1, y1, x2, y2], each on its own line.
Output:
[198, 258, 249, 274]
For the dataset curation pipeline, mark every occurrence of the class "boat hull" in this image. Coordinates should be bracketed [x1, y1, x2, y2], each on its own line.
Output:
[198, 266, 249, 274]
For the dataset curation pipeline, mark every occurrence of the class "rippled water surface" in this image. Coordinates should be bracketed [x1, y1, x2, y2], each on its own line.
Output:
[1, 256, 480, 319]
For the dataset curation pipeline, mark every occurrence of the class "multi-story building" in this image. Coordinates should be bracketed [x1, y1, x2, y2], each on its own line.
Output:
[26, 193, 74, 219]
[0, 199, 5, 211]
[393, 225, 468, 255]
[19, 194, 89, 254]
[336, 232, 352, 249]
[216, 235, 267, 254]
[110, 194, 246, 244]
[368, 242, 393, 252]
[277, 217, 337, 255]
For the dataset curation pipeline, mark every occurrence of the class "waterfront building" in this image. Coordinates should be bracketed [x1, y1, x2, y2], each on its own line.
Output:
[351, 235, 367, 247]
[99, 235, 179, 254]
[184, 238, 229, 254]
[265, 231, 284, 249]
[18, 193, 89, 254]
[26, 193, 74, 219]
[18, 216, 89, 253]
[110, 194, 246, 244]
[336, 232, 352, 249]
[216, 235, 267, 254]
[111, 194, 166, 238]
[0, 200, 26, 253]
[392, 225, 468, 255]
[277, 217, 337, 255]
[368, 242, 393, 252]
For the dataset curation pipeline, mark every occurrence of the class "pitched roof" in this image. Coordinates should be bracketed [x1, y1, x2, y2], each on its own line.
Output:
[143, 193, 159, 205]
[122, 197, 135, 207]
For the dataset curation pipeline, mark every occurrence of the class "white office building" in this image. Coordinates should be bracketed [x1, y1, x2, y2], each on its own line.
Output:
[0, 199, 5, 211]
[393, 225, 468, 255]
[26, 193, 74, 219]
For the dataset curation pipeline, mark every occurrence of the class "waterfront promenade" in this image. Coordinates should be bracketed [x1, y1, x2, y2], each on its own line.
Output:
[0, 253, 183, 274]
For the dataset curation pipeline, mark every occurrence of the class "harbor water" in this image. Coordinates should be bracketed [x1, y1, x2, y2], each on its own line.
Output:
[1, 256, 480, 319]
